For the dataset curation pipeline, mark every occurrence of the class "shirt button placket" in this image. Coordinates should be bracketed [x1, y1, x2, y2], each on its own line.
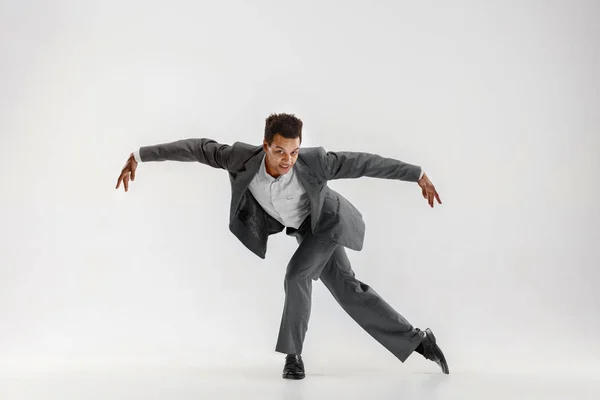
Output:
[270, 181, 282, 222]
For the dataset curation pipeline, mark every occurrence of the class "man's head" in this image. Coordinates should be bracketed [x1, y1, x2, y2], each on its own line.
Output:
[263, 113, 303, 177]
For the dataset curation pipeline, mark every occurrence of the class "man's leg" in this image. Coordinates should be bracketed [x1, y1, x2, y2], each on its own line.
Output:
[275, 220, 449, 375]
[319, 246, 425, 362]
[275, 227, 337, 356]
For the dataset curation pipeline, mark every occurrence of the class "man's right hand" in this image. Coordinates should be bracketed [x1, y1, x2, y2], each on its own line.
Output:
[116, 153, 138, 192]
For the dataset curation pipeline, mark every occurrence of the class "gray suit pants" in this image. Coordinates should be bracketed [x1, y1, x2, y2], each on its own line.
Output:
[275, 216, 424, 362]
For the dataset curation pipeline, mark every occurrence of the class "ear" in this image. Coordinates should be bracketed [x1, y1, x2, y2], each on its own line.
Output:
[262, 140, 269, 152]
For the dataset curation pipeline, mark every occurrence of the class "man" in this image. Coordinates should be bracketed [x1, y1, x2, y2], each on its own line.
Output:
[115, 113, 448, 379]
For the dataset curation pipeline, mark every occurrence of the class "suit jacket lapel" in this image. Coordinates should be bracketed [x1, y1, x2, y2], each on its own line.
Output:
[230, 151, 264, 219]
[293, 156, 323, 231]
[294, 158, 318, 191]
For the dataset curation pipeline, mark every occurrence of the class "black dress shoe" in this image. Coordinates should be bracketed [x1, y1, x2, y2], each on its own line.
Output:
[420, 328, 449, 374]
[282, 354, 305, 380]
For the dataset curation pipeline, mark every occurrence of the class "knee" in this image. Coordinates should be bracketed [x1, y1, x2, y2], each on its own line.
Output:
[285, 270, 312, 283]
[357, 281, 371, 292]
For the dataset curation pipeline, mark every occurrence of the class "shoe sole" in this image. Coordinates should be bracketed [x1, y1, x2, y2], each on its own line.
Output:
[282, 373, 305, 380]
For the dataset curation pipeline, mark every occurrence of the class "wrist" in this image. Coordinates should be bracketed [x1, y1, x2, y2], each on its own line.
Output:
[132, 149, 142, 163]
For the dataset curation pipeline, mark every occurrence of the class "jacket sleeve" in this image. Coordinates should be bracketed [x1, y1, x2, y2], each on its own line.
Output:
[138, 138, 233, 170]
[317, 147, 422, 182]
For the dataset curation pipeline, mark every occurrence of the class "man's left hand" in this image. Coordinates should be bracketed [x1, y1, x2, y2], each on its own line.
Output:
[418, 173, 442, 208]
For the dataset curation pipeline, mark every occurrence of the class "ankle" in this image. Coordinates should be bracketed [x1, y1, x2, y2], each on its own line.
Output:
[415, 342, 425, 356]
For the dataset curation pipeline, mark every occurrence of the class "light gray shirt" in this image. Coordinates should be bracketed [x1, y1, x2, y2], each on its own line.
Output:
[247, 153, 311, 229]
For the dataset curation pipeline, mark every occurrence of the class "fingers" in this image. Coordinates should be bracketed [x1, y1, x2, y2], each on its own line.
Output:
[115, 170, 131, 192]
[419, 179, 442, 208]
[116, 171, 124, 189]
[123, 172, 130, 192]
[116, 157, 138, 192]
[424, 184, 441, 208]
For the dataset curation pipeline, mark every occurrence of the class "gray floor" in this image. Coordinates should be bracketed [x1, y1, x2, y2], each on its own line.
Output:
[2, 365, 599, 400]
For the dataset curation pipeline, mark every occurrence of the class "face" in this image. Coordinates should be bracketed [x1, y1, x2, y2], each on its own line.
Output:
[263, 134, 301, 178]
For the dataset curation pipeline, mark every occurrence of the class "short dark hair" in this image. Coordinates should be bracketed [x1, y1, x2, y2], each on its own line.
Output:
[264, 113, 303, 145]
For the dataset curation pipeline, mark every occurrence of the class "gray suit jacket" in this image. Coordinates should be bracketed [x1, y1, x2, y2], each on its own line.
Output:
[139, 138, 422, 259]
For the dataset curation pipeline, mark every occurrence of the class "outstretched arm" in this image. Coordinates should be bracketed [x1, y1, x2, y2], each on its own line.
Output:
[318, 148, 442, 208]
[115, 138, 232, 192]
[137, 138, 233, 169]
[319, 148, 423, 182]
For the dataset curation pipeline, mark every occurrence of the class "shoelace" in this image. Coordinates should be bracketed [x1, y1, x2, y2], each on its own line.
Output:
[285, 355, 301, 368]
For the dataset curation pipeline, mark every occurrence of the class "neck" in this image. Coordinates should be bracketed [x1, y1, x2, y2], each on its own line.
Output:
[265, 161, 281, 178]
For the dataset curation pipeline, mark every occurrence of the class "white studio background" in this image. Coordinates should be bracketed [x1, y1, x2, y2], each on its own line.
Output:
[1, 0, 598, 377]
